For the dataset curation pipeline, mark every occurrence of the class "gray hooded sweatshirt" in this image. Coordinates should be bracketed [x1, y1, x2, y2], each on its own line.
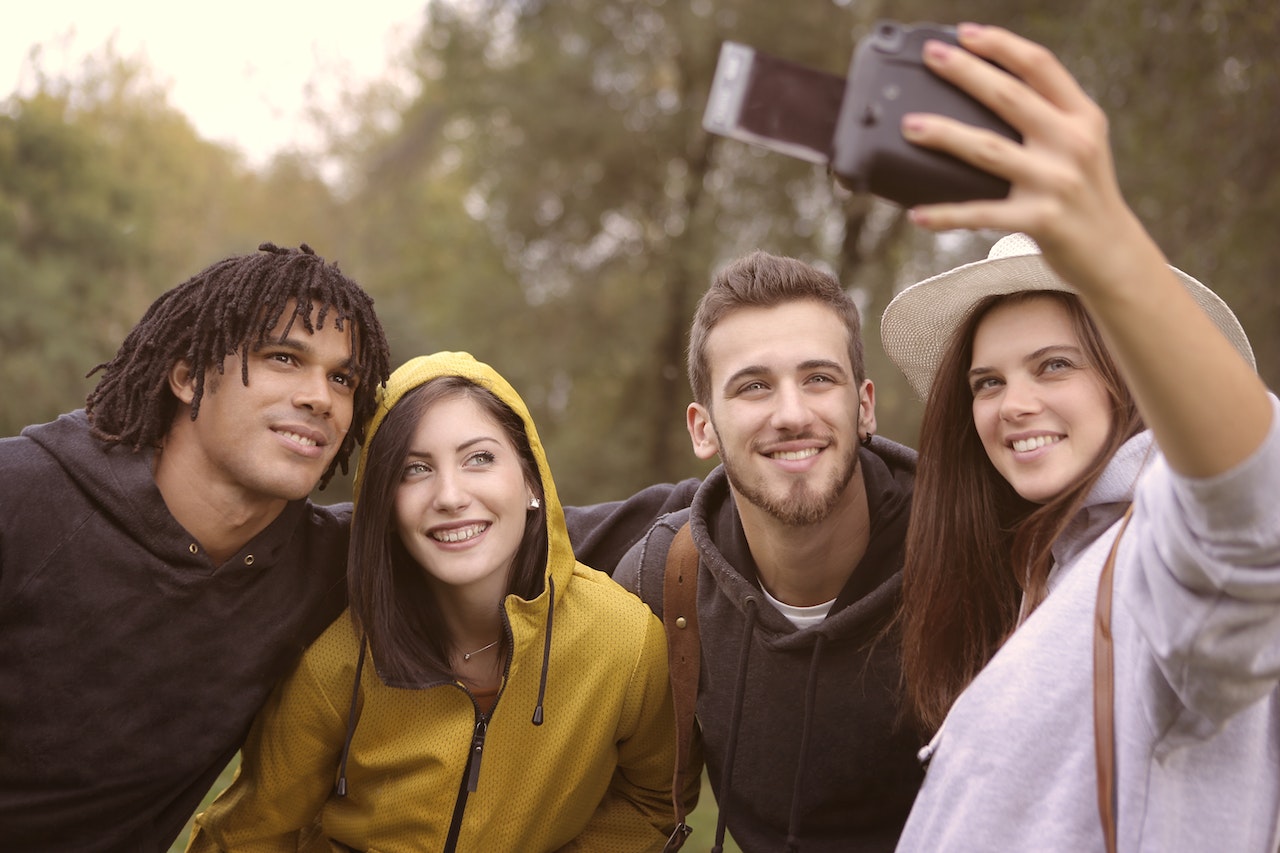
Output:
[896, 396, 1280, 852]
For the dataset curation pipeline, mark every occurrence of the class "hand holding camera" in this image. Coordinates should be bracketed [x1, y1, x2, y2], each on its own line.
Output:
[702, 21, 1022, 208]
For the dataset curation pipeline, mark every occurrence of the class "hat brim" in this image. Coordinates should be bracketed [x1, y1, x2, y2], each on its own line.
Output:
[881, 250, 1255, 400]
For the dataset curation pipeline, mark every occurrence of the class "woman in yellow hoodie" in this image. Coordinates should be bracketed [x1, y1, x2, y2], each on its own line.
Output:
[188, 352, 682, 852]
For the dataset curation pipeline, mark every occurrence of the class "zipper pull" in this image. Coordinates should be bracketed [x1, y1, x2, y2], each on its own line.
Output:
[466, 718, 488, 792]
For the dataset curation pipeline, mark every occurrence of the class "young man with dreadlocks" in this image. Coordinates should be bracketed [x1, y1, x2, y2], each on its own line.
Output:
[0, 243, 391, 852]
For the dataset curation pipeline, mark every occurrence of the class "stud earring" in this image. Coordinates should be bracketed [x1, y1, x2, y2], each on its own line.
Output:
[528, 497, 541, 510]
[861, 432, 874, 448]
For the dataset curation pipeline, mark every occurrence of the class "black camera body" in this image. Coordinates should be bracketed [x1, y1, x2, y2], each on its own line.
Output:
[701, 21, 1021, 208]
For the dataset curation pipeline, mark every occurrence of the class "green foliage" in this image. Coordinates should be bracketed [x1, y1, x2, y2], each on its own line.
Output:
[2, 0, 1277, 498]
[340, 0, 905, 501]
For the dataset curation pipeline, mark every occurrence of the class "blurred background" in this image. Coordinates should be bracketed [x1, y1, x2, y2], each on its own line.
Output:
[3, 0, 1276, 507]
[5, 2, 1276, 850]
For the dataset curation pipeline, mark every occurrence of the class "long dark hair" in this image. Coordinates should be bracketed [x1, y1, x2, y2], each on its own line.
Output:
[347, 376, 548, 685]
[900, 291, 1144, 731]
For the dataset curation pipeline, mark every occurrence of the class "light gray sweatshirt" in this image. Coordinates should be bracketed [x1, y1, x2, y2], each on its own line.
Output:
[896, 396, 1280, 852]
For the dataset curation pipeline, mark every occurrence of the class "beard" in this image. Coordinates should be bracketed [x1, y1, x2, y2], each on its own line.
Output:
[719, 432, 861, 527]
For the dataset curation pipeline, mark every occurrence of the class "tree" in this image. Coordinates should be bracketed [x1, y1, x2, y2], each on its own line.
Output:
[0, 44, 353, 438]
[343, 0, 919, 501]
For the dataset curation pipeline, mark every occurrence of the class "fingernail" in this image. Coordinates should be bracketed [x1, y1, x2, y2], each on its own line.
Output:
[901, 115, 926, 138]
[957, 22, 984, 39]
[923, 40, 952, 61]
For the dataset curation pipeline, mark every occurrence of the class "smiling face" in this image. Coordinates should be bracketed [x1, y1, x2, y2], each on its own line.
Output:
[689, 300, 874, 527]
[166, 300, 358, 509]
[392, 394, 534, 599]
[968, 294, 1115, 503]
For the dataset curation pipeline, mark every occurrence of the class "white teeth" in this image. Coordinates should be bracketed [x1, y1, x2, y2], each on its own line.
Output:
[431, 524, 488, 543]
[278, 430, 318, 447]
[771, 448, 820, 461]
[1012, 435, 1061, 453]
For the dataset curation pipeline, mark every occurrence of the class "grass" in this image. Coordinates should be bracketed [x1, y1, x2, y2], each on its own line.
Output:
[168, 758, 238, 852]
[170, 760, 741, 852]
[683, 772, 743, 852]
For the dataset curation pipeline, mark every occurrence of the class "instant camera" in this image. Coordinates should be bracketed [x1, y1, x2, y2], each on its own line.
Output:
[702, 21, 1021, 207]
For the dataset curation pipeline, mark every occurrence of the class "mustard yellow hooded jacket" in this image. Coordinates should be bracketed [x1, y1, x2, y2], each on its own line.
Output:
[188, 352, 679, 853]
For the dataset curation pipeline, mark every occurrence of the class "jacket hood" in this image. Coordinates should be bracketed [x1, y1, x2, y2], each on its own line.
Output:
[353, 351, 575, 595]
[22, 411, 182, 557]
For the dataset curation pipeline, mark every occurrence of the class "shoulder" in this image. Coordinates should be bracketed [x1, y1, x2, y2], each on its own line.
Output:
[303, 500, 353, 529]
[297, 500, 354, 564]
[567, 561, 660, 620]
[612, 508, 693, 618]
[0, 434, 59, 490]
[296, 610, 364, 688]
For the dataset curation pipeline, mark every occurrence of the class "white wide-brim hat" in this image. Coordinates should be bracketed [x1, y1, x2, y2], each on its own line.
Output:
[881, 232, 1255, 400]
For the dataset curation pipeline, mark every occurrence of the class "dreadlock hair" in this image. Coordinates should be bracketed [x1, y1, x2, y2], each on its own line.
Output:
[85, 242, 392, 488]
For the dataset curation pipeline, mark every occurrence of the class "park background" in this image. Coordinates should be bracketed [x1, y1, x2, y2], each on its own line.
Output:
[2, 1, 1276, 850]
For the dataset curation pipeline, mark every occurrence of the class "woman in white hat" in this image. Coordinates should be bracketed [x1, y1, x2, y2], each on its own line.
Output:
[880, 24, 1279, 853]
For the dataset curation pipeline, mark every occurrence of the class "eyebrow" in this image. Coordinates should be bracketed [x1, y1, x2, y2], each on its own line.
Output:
[406, 435, 501, 458]
[259, 333, 357, 372]
[722, 358, 848, 393]
[968, 344, 1083, 380]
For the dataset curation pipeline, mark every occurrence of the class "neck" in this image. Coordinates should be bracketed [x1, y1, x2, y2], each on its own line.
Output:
[736, 470, 871, 607]
[428, 575, 509, 657]
[153, 439, 287, 566]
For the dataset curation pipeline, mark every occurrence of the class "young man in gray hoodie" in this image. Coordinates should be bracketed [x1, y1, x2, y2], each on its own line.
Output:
[567, 250, 924, 852]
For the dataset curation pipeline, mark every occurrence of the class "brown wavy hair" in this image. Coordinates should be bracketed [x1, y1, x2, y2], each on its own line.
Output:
[687, 250, 866, 407]
[899, 291, 1143, 731]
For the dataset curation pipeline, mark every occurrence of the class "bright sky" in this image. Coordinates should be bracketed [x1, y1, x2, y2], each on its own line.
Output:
[1, 1, 427, 167]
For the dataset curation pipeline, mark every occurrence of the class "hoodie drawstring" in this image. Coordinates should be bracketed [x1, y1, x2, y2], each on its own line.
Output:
[785, 633, 826, 852]
[335, 637, 369, 797]
[712, 596, 758, 853]
[531, 575, 555, 726]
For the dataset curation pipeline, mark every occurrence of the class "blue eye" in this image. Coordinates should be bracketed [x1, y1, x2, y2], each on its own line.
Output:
[402, 461, 430, 479]
[466, 450, 497, 467]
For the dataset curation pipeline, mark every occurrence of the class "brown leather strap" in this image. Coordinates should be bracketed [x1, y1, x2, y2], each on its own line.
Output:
[1094, 504, 1134, 853]
[662, 522, 699, 852]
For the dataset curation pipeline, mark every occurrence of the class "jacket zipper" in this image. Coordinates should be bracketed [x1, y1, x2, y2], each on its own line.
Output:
[443, 619, 515, 852]
[466, 717, 488, 792]
[443, 712, 487, 853]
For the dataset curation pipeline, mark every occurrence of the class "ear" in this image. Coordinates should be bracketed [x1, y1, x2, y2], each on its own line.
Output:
[858, 379, 877, 441]
[168, 360, 197, 405]
[687, 402, 720, 461]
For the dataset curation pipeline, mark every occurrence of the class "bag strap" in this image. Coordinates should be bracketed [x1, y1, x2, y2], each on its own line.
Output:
[661, 521, 700, 852]
[1094, 504, 1134, 853]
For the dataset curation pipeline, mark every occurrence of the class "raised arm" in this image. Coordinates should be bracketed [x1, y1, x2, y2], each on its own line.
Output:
[901, 23, 1271, 477]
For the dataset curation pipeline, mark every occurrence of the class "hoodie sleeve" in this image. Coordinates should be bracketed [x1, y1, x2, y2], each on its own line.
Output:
[564, 479, 701, 575]
[186, 635, 349, 852]
[1126, 394, 1280, 734]
[557, 608, 687, 852]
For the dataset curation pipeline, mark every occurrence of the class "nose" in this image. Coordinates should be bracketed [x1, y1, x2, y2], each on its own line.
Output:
[999, 374, 1042, 420]
[770, 382, 816, 432]
[431, 467, 470, 513]
[292, 368, 333, 418]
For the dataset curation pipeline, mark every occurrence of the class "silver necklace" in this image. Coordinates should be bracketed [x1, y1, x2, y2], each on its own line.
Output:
[462, 639, 500, 661]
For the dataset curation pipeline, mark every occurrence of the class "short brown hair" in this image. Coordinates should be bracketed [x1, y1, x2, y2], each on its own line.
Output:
[687, 250, 865, 405]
